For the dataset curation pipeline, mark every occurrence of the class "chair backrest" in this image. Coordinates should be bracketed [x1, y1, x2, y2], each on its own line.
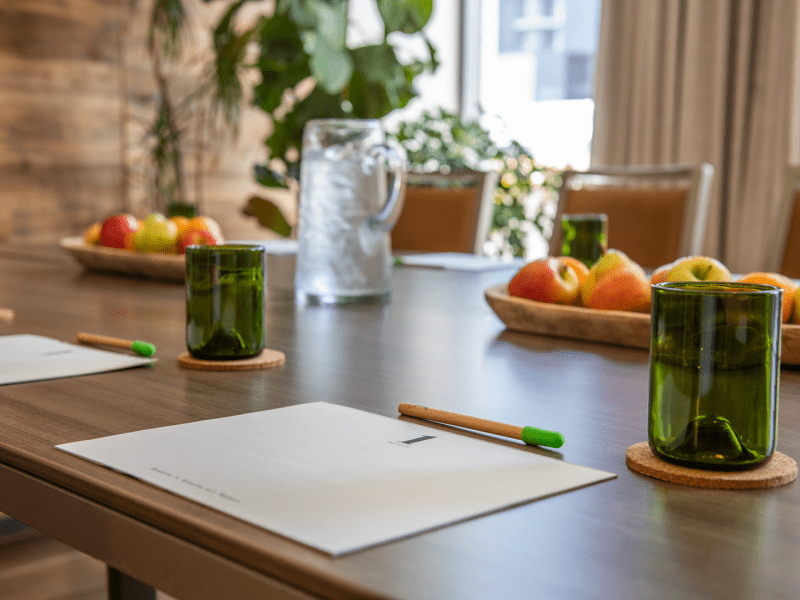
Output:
[548, 163, 715, 269]
[391, 169, 499, 255]
[768, 165, 800, 278]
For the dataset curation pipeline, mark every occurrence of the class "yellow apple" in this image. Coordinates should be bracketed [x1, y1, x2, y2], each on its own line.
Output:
[83, 222, 102, 245]
[509, 257, 580, 305]
[650, 258, 685, 285]
[131, 213, 179, 253]
[666, 256, 732, 282]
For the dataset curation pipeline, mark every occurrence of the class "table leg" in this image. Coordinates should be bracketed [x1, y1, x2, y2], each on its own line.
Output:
[108, 566, 157, 600]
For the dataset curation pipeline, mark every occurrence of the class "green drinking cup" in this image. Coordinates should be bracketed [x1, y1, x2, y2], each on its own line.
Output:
[185, 244, 266, 360]
[648, 282, 782, 470]
[560, 213, 608, 268]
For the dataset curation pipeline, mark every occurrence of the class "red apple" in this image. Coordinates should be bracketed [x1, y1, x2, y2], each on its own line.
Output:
[585, 268, 651, 312]
[580, 249, 651, 312]
[176, 216, 225, 253]
[177, 229, 223, 254]
[509, 257, 580, 305]
[557, 256, 590, 286]
[99, 214, 139, 249]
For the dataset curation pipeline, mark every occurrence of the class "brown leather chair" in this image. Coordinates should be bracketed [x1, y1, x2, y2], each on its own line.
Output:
[548, 163, 714, 269]
[767, 165, 800, 278]
[391, 170, 499, 255]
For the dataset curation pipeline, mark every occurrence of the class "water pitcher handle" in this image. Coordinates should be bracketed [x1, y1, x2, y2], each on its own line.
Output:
[367, 140, 407, 231]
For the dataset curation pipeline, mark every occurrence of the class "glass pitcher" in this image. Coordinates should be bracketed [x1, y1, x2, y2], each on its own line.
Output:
[294, 119, 406, 305]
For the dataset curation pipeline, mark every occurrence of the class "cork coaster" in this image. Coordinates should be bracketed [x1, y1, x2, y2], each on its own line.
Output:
[626, 442, 797, 489]
[177, 349, 285, 371]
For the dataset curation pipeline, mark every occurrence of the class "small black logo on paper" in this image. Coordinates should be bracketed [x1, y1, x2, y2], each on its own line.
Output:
[399, 435, 436, 445]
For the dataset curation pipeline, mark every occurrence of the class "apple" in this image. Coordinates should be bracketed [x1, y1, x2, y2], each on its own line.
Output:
[580, 249, 646, 303]
[131, 213, 179, 253]
[83, 222, 102, 245]
[793, 286, 800, 324]
[170, 215, 191, 235]
[99, 214, 139, 249]
[189, 216, 223, 238]
[558, 256, 590, 286]
[650, 258, 685, 285]
[178, 229, 221, 253]
[509, 257, 580, 305]
[580, 249, 651, 312]
[666, 256, 732, 282]
[123, 229, 137, 250]
[176, 216, 225, 253]
[738, 272, 797, 324]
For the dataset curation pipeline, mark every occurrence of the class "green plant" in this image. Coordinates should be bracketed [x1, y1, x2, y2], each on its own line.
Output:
[136, 0, 237, 217]
[140, 0, 437, 234]
[387, 108, 561, 258]
[209, 0, 438, 235]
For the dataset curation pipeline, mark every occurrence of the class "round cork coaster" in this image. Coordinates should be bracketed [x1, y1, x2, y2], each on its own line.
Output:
[626, 442, 797, 489]
[177, 349, 285, 371]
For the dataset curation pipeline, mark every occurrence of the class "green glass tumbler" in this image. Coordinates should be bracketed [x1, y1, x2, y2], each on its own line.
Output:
[185, 244, 265, 360]
[167, 201, 197, 218]
[648, 282, 782, 470]
[560, 213, 608, 268]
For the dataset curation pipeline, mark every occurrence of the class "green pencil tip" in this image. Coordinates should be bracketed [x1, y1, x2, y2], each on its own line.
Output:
[131, 340, 156, 357]
[521, 426, 565, 449]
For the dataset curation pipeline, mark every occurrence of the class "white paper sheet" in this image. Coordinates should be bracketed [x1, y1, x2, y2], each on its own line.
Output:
[0, 334, 155, 385]
[57, 402, 616, 556]
[396, 252, 525, 272]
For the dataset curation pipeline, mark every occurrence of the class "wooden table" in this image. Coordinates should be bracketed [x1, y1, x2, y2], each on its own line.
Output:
[1, 246, 799, 600]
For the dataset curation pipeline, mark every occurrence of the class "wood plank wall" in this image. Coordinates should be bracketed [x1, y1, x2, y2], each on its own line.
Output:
[0, 0, 293, 246]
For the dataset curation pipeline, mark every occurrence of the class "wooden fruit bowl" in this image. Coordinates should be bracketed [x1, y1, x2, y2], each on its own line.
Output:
[484, 283, 800, 365]
[60, 237, 185, 282]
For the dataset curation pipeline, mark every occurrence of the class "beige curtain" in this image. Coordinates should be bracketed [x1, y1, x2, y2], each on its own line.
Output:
[592, 0, 799, 272]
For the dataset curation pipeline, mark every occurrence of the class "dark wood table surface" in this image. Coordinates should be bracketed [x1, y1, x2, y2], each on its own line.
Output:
[1, 246, 800, 600]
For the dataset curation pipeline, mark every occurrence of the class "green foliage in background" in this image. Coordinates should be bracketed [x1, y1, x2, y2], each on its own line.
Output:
[145, 0, 189, 213]
[387, 109, 561, 257]
[389, 108, 503, 175]
[145, 0, 437, 229]
[145, 1, 561, 255]
[206, 0, 438, 189]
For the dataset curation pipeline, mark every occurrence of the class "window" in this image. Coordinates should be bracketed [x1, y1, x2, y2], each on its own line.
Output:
[463, 0, 602, 170]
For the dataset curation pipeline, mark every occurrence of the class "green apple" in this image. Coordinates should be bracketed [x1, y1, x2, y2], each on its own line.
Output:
[131, 213, 179, 253]
[665, 256, 732, 282]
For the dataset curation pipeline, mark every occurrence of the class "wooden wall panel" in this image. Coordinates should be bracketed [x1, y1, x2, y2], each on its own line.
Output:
[117, 0, 287, 242]
[0, 0, 285, 246]
[0, 1, 125, 244]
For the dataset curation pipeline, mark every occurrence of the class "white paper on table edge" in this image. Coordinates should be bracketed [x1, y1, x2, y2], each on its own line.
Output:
[56, 402, 616, 556]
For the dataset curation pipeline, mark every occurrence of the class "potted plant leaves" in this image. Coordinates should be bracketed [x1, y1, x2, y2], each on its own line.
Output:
[387, 108, 560, 257]
[228, 0, 439, 236]
[135, 0, 438, 237]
